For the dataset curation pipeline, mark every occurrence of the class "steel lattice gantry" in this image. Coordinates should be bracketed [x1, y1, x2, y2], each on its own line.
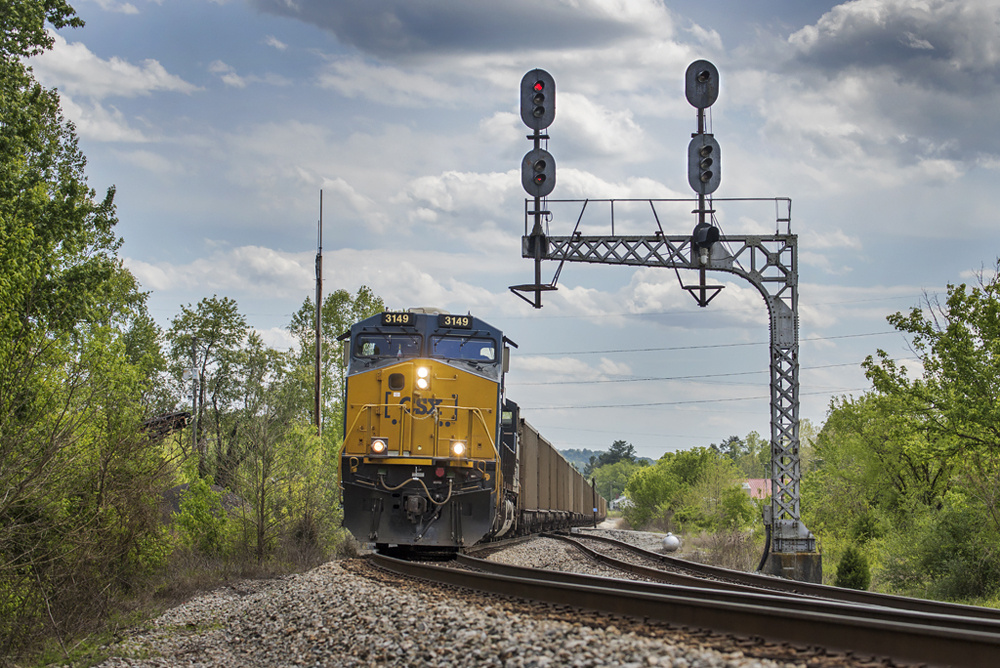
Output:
[523, 231, 816, 554]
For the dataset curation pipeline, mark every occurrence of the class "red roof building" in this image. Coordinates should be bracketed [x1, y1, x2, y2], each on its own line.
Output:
[742, 479, 771, 500]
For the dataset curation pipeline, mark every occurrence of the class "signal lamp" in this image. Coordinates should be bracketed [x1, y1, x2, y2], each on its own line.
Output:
[450, 441, 466, 457]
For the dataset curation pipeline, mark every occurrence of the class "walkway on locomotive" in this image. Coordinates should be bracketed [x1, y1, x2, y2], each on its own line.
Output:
[340, 312, 507, 480]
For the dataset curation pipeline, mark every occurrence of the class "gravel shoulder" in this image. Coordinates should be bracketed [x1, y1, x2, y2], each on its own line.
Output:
[97, 557, 806, 668]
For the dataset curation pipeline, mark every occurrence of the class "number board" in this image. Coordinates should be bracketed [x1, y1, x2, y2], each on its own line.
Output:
[381, 311, 415, 327]
[438, 314, 472, 329]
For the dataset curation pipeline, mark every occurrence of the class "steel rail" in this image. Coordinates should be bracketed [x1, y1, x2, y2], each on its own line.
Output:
[518, 537, 1000, 636]
[370, 554, 1000, 668]
[566, 531, 1000, 622]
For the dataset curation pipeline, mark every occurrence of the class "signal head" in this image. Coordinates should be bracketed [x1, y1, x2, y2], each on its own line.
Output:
[522, 148, 556, 198]
[688, 134, 721, 194]
[685, 60, 719, 109]
[521, 69, 556, 130]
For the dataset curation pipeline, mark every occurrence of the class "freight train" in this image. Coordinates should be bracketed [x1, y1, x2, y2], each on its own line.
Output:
[339, 308, 606, 553]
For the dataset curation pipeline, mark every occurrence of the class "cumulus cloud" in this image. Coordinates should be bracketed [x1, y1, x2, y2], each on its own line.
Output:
[58, 95, 150, 142]
[264, 35, 288, 50]
[248, 0, 666, 59]
[126, 245, 520, 313]
[394, 170, 518, 218]
[209, 60, 247, 88]
[512, 355, 633, 382]
[93, 0, 139, 14]
[209, 60, 290, 88]
[317, 58, 470, 106]
[557, 92, 649, 160]
[113, 149, 185, 174]
[29, 31, 198, 99]
[731, 0, 1000, 181]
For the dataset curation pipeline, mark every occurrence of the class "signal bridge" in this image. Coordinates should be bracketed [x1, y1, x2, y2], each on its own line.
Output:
[510, 62, 821, 582]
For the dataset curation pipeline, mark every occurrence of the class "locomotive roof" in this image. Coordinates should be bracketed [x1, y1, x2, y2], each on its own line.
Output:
[348, 310, 504, 341]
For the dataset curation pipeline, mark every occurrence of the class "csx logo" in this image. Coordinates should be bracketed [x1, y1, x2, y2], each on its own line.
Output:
[401, 396, 443, 416]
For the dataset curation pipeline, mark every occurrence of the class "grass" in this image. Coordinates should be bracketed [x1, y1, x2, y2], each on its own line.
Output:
[12, 533, 362, 668]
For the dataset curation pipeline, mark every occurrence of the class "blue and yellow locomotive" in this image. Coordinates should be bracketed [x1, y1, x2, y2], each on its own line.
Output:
[339, 308, 606, 554]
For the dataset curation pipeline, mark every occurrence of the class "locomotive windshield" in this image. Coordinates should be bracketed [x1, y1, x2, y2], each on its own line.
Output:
[430, 336, 496, 362]
[354, 334, 421, 359]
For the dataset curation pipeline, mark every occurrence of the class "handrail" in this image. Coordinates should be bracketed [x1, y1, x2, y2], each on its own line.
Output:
[339, 402, 502, 498]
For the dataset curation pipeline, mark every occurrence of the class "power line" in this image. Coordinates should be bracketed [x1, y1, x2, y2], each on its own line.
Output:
[512, 361, 868, 386]
[517, 331, 900, 357]
[528, 388, 868, 411]
[505, 293, 932, 321]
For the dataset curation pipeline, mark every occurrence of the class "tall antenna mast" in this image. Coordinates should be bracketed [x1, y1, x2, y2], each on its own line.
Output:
[315, 190, 323, 437]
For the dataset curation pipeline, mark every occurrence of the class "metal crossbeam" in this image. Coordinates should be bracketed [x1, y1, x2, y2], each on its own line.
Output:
[524, 231, 815, 553]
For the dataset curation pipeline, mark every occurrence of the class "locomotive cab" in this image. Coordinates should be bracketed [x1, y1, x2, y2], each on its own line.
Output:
[339, 309, 511, 553]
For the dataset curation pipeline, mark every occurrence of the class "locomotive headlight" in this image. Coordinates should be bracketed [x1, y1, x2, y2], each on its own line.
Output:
[416, 366, 430, 389]
[416, 377, 429, 390]
[450, 440, 466, 457]
[417, 367, 430, 378]
[370, 438, 388, 455]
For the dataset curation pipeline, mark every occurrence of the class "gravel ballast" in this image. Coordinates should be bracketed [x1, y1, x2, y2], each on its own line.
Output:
[98, 557, 808, 668]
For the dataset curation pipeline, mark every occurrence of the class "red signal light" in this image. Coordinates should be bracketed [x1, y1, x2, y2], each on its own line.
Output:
[533, 81, 544, 92]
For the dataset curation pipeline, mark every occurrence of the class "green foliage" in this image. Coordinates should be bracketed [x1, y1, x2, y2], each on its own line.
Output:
[584, 439, 637, 476]
[0, 1, 82, 59]
[0, 4, 180, 656]
[287, 286, 384, 440]
[802, 392, 952, 544]
[878, 492, 1000, 601]
[806, 265, 1000, 598]
[590, 459, 647, 502]
[165, 295, 251, 482]
[834, 545, 871, 590]
[623, 446, 756, 532]
[174, 478, 231, 556]
[560, 448, 603, 473]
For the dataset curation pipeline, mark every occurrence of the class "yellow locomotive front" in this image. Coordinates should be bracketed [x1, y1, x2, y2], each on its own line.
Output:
[339, 309, 515, 552]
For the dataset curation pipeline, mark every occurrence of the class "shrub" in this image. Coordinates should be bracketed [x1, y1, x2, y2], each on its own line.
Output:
[835, 545, 871, 590]
[174, 478, 232, 556]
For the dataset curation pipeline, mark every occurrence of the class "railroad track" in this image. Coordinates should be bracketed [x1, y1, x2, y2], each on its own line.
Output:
[371, 547, 1000, 668]
[557, 530, 1000, 622]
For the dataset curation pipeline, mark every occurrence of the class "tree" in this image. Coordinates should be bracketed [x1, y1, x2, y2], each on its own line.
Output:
[164, 296, 249, 481]
[711, 433, 770, 479]
[584, 439, 637, 476]
[834, 545, 871, 591]
[1, 2, 174, 656]
[591, 459, 648, 502]
[287, 286, 384, 440]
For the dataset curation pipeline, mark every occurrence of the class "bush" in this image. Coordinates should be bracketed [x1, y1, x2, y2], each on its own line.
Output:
[174, 478, 232, 556]
[835, 545, 871, 590]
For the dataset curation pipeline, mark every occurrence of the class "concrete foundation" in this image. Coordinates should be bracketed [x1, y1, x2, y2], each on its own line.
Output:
[762, 551, 823, 583]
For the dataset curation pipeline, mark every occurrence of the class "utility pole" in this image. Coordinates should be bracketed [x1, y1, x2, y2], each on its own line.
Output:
[187, 338, 201, 474]
[315, 191, 323, 437]
[591, 478, 597, 528]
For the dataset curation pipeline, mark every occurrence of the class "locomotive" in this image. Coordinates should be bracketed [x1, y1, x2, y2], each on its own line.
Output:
[339, 308, 606, 553]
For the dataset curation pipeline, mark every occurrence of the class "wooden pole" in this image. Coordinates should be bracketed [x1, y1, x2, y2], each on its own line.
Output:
[315, 190, 323, 437]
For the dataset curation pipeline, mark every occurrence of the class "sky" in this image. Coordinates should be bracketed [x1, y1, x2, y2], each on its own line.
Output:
[26, 0, 1000, 458]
